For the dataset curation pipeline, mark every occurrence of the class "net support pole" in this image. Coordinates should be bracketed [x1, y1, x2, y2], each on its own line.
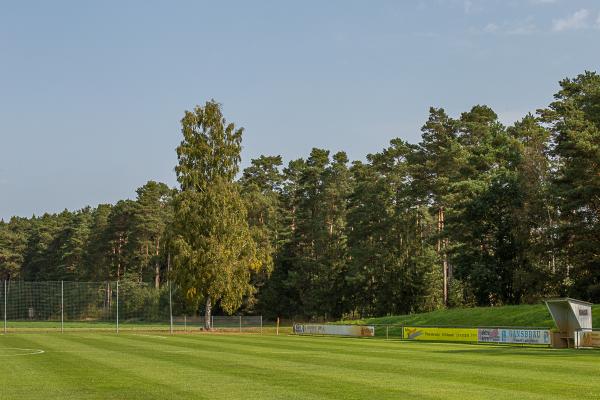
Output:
[116, 281, 119, 334]
[239, 315, 242, 333]
[184, 315, 187, 332]
[169, 280, 173, 335]
[61, 281, 64, 333]
[260, 315, 263, 334]
[3, 280, 6, 334]
[386, 325, 389, 340]
[276, 317, 279, 336]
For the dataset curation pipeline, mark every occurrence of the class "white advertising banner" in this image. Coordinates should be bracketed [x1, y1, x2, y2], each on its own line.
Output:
[293, 324, 375, 337]
[478, 328, 551, 345]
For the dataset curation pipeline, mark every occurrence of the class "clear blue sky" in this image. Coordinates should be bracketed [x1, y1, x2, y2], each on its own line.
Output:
[1, 0, 599, 220]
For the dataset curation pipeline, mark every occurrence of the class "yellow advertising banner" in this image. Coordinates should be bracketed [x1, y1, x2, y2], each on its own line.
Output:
[404, 327, 478, 342]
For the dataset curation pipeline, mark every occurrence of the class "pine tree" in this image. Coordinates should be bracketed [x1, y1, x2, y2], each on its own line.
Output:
[84, 204, 113, 281]
[540, 71, 600, 301]
[239, 156, 283, 312]
[0, 217, 29, 280]
[415, 108, 461, 305]
[131, 181, 174, 288]
[508, 115, 559, 300]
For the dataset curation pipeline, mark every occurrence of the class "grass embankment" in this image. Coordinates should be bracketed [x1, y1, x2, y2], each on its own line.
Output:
[1, 332, 600, 399]
[347, 303, 600, 328]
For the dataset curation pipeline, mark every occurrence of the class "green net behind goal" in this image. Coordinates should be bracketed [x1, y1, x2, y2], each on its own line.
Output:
[1, 281, 264, 333]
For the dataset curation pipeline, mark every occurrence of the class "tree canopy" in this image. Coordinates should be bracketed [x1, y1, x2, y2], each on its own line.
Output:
[171, 100, 266, 328]
[2, 71, 600, 319]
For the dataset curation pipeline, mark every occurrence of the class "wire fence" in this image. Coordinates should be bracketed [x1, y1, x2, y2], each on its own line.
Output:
[1, 280, 263, 334]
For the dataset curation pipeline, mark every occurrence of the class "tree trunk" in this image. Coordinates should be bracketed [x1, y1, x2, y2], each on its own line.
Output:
[445, 239, 451, 280]
[106, 281, 112, 310]
[154, 264, 160, 289]
[204, 296, 212, 330]
[116, 235, 123, 280]
[439, 207, 448, 307]
[443, 252, 448, 306]
[154, 237, 160, 289]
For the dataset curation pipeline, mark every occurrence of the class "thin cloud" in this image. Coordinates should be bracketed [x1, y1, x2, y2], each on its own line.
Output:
[483, 23, 499, 33]
[552, 9, 589, 31]
[464, 0, 473, 14]
[507, 20, 537, 35]
[479, 18, 537, 36]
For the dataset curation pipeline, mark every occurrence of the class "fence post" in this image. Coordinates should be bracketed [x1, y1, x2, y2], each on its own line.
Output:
[3, 280, 6, 334]
[116, 281, 119, 334]
[239, 315, 242, 333]
[184, 315, 187, 332]
[276, 317, 279, 336]
[386, 325, 389, 340]
[211, 315, 214, 330]
[169, 280, 173, 335]
[61, 281, 64, 333]
[260, 315, 263, 334]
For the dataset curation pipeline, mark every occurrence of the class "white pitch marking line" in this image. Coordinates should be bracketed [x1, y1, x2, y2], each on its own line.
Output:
[0, 348, 45, 357]
[163, 350, 194, 353]
[132, 334, 169, 339]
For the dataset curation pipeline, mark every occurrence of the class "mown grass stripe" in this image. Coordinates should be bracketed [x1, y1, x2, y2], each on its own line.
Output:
[0, 335, 186, 400]
[1, 333, 599, 400]
[41, 334, 349, 400]
[63, 334, 583, 399]
[117, 332, 594, 398]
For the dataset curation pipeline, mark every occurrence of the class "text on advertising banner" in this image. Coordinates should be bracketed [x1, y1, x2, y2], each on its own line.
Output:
[293, 324, 375, 337]
[404, 327, 478, 342]
[477, 328, 551, 345]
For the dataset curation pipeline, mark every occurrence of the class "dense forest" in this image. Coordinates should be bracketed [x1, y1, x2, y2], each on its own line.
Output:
[1, 71, 599, 319]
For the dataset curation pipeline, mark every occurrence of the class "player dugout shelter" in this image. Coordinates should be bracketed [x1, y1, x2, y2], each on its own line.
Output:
[545, 298, 593, 348]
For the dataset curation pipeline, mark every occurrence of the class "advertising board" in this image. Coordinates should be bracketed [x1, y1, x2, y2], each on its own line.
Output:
[478, 328, 551, 345]
[577, 330, 600, 348]
[293, 324, 375, 337]
[403, 327, 478, 342]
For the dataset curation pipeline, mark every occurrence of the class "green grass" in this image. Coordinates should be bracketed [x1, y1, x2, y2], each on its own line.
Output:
[4, 321, 185, 332]
[5, 321, 162, 329]
[349, 303, 600, 328]
[2, 320, 270, 334]
[1, 332, 599, 399]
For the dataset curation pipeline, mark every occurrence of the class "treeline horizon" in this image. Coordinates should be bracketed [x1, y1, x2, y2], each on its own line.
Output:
[1, 71, 599, 319]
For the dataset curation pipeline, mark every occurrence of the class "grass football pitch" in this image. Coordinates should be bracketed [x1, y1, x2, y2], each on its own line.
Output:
[1, 332, 599, 399]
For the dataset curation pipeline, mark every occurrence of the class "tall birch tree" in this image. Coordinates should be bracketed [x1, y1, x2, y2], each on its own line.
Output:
[171, 100, 261, 329]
